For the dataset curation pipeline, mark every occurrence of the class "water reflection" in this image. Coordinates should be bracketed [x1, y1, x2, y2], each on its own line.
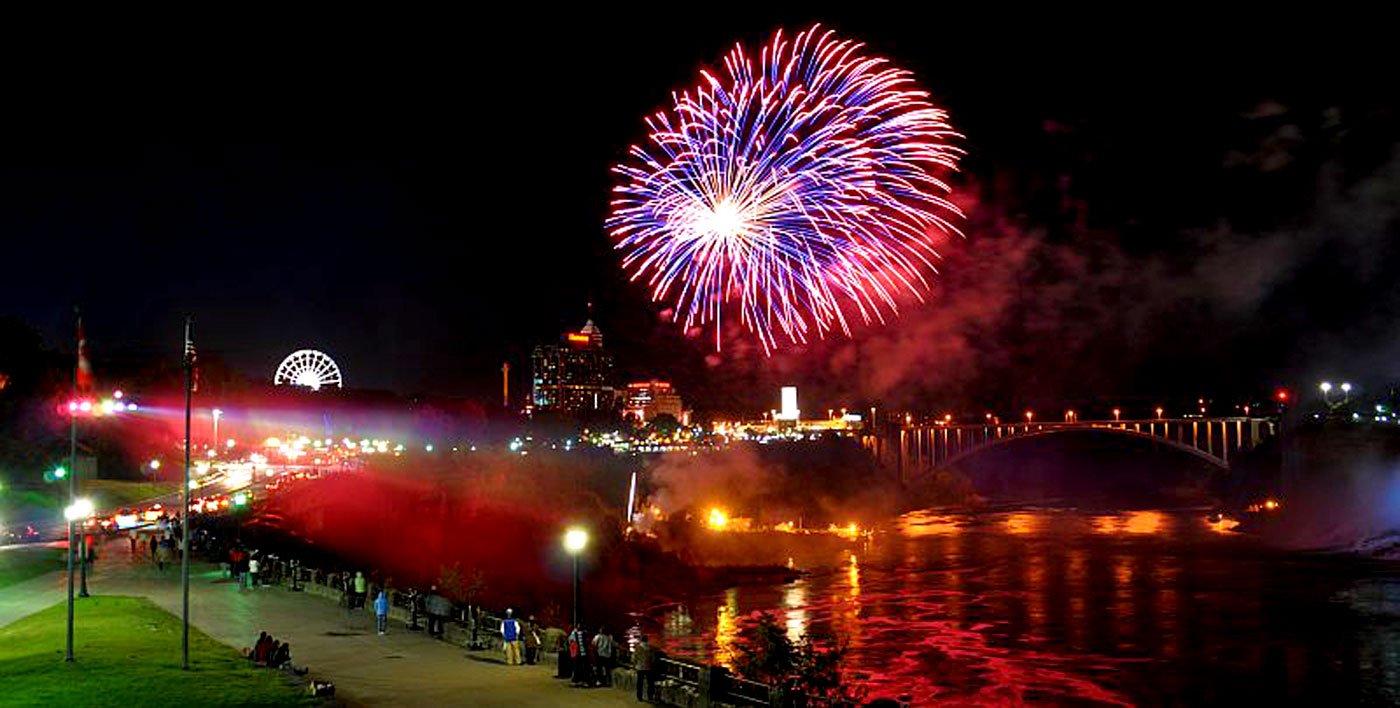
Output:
[714, 587, 739, 668]
[784, 580, 807, 643]
[650, 508, 1400, 705]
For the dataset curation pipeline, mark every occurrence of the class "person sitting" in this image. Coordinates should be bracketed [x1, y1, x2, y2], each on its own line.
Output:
[246, 631, 271, 662]
[276, 643, 308, 675]
[253, 634, 276, 665]
[268, 641, 289, 669]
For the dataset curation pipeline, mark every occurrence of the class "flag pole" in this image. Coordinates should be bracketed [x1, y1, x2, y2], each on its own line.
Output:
[181, 316, 193, 670]
[64, 307, 79, 663]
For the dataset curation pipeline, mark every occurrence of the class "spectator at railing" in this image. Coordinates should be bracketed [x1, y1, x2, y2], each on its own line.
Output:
[424, 585, 451, 638]
[593, 627, 616, 686]
[633, 634, 657, 702]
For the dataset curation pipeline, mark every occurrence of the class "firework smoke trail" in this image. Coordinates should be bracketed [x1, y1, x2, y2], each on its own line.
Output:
[609, 25, 964, 353]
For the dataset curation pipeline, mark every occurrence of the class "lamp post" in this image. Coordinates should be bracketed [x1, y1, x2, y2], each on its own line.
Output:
[563, 528, 588, 627]
[63, 497, 93, 662]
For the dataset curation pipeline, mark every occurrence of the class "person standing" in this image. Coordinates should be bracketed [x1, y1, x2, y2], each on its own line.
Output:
[424, 585, 449, 638]
[633, 634, 656, 702]
[568, 626, 586, 686]
[501, 609, 523, 665]
[523, 616, 541, 665]
[128, 528, 139, 554]
[148, 534, 158, 562]
[374, 590, 389, 635]
[593, 627, 615, 686]
[353, 571, 367, 609]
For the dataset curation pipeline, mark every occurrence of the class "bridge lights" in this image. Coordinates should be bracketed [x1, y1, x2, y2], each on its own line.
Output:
[1155, 407, 1164, 419]
[1064, 410, 1076, 422]
[1112, 408, 1121, 421]
[1025, 411, 1034, 423]
[943, 413, 952, 424]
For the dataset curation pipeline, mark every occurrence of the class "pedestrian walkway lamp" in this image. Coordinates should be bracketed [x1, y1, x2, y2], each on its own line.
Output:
[563, 528, 588, 627]
[63, 497, 94, 662]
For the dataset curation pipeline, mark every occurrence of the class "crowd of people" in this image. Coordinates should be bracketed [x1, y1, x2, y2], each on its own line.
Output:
[171, 531, 672, 703]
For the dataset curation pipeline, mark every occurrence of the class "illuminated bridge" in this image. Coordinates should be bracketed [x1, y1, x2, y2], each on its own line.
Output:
[863, 417, 1279, 484]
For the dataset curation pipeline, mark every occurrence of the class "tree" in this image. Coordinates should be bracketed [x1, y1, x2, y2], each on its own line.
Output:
[734, 611, 864, 706]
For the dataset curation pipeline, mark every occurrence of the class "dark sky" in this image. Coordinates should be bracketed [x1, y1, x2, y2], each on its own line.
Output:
[3, 12, 1395, 410]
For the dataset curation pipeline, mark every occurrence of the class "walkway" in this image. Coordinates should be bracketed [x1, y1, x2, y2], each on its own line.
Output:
[5, 541, 631, 707]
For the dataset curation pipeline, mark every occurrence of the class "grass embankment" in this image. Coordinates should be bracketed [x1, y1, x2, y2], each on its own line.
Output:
[83, 480, 178, 508]
[0, 545, 64, 590]
[0, 596, 316, 707]
[1, 480, 176, 525]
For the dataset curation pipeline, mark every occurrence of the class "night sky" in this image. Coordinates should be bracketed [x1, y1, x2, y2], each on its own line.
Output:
[3, 12, 1395, 411]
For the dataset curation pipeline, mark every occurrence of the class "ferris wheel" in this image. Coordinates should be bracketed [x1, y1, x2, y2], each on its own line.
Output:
[274, 349, 343, 391]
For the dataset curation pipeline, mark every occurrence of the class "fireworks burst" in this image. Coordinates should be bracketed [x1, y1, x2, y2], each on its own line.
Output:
[608, 25, 964, 353]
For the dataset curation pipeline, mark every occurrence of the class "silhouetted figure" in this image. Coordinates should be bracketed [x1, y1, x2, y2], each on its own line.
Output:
[633, 634, 657, 702]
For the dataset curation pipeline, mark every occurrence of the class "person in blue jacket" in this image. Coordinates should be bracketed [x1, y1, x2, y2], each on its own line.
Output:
[374, 590, 389, 635]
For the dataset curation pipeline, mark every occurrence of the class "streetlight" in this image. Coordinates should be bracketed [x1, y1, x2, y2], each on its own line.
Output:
[1112, 408, 1121, 422]
[1025, 411, 1034, 423]
[63, 497, 93, 662]
[1155, 407, 1164, 419]
[64, 498, 94, 522]
[563, 527, 588, 627]
[1341, 382, 1353, 404]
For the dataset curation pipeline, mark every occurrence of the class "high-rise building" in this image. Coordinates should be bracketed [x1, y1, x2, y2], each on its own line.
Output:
[624, 380, 686, 424]
[531, 319, 617, 414]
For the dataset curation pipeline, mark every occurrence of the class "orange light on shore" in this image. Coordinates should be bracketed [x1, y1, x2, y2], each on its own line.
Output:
[706, 508, 730, 531]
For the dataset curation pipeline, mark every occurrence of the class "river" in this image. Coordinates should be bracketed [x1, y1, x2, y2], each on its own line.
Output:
[645, 508, 1400, 705]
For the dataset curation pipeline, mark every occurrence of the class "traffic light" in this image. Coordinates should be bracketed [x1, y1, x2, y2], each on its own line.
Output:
[232, 492, 248, 507]
[53, 466, 67, 480]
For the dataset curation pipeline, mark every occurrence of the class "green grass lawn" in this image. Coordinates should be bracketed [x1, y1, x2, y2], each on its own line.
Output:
[0, 545, 64, 590]
[83, 480, 178, 509]
[0, 596, 317, 707]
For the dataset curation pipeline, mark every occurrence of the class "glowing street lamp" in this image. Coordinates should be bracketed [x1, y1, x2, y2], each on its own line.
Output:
[563, 527, 588, 626]
[63, 497, 94, 522]
[1112, 408, 1121, 422]
[1025, 411, 1034, 423]
[1155, 407, 1164, 419]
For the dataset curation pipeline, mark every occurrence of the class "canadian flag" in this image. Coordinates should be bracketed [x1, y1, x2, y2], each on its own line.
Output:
[76, 316, 94, 393]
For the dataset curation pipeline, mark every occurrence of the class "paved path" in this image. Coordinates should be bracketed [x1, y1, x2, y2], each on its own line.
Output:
[6, 540, 632, 707]
[0, 567, 68, 627]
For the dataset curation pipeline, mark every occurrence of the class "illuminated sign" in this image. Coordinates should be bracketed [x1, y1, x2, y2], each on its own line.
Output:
[566, 334, 590, 343]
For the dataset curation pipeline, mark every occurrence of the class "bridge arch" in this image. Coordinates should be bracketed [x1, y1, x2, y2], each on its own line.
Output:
[938, 425, 1228, 472]
[864, 417, 1277, 484]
